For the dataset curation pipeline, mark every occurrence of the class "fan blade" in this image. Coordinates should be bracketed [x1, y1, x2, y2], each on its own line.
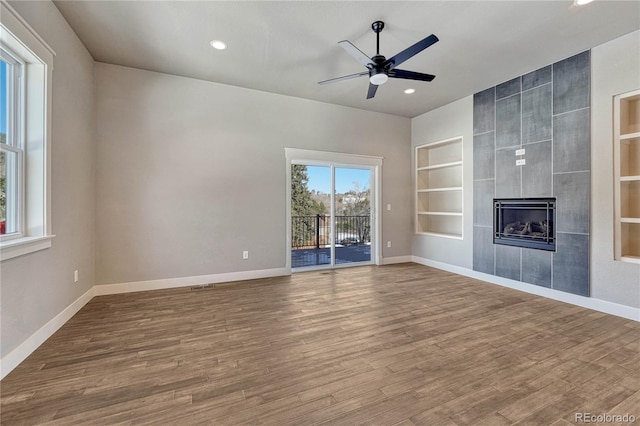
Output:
[366, 83, 378, 99]
[389, 69, 436, 82]
[338, 40, 375, 68]
[318, 71, 368, 85]
[384, 34, 439, 70]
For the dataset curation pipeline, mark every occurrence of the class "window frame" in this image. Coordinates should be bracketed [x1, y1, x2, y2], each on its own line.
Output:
[0, 1, 55, 261]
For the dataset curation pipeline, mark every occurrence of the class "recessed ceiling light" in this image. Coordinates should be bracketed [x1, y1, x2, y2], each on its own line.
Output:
[574, 0, 594, 5]
[404, 88, 416, 94]
[210, 40, 227, 50]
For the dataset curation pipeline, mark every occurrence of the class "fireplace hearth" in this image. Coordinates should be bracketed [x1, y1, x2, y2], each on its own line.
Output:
[494, 198, 556, 251]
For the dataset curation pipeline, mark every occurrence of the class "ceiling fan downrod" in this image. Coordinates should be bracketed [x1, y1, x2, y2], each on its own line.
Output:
[372, 20, 384, 56]
[369, 21, 387, 85]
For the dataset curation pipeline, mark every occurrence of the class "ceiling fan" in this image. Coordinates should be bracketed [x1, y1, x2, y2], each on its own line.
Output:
[318, 21, 439, 99]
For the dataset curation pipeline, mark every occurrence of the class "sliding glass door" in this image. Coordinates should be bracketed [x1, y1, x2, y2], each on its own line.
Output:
[334, 167, 371, 265]
[291, 163, 373, 270]
[291, 165, 332, 268]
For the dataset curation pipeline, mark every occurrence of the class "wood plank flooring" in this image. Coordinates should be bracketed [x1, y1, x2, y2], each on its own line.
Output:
[1, 263, 639, 425]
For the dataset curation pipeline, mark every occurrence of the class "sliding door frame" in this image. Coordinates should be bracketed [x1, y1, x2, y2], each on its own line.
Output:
[285, 148, 383, 272]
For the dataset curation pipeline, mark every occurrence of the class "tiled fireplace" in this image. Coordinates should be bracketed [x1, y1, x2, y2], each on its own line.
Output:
[473, 51, 590, 297]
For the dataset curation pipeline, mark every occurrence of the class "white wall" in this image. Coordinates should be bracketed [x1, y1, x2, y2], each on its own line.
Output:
[411, 97, 474, 268]
[591, 30, 640, 309]
[1, 1, 95, 358]
[94, 64, 412, 286]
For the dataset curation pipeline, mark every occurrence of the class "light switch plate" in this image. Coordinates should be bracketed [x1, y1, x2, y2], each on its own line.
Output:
[515, 148, 525, 156]
[516, 159, 526, 166]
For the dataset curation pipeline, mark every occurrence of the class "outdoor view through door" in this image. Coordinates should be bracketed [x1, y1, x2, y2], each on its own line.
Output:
[291, 164, 372, 268]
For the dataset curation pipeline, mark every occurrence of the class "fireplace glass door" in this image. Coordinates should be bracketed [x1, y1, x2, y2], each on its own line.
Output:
[494, 198, 556, 251]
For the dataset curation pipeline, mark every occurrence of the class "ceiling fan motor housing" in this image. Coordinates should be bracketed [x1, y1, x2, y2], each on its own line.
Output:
[369, 54, 389, 85]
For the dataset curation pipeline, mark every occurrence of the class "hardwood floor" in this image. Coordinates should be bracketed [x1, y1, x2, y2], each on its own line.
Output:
[1, 263, 639, 425]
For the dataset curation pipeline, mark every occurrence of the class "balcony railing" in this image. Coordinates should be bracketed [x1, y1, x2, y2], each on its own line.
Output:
[292, 214, 370, 249]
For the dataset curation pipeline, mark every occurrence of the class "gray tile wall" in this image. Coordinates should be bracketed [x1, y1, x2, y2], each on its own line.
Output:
[496, 77, 522, 100]
[522, 65, 551, 91]
[495, 148, 521, 198]
[473, 87, 496, 276]
[553, 51, 590, 115]
[553, 108, 591, 173]
[473, 87, 495, 135]
[522, 141, 552, 197]
[522, 83, 552, 144]
[473, 180, 494, 227]
[496, 94, 521, 149]
[553, 233, 590, 296]
[522, 250, 552, 288]
[472, 51, 590, 297]
[473, 132, 495, 180]
[473, 226, 495, 275]
[495, 245, 521, 280]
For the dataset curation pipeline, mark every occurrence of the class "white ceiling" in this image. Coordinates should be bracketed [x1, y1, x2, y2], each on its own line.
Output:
[53, 1, 640, 118]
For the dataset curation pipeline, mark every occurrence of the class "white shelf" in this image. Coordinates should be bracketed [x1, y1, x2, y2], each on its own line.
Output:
[417, 161, 463, 171]
[417, 187, 463, 193]
[620, 176, 640, 181]
[416, 231, 464, 240]
[415, 137, 463, 236]
[621, 255, 640, 264]
[621, 217, 640, 223]
[621, 132, 640, 141]
[417, 211, 463, 216]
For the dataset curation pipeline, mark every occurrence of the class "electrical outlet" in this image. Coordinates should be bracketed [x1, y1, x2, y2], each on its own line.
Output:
[516, 159, 526, 166]
[242, 251, 249, 259]
[387, 241, 392, 248]
[515, 148, 525, 156]
[74, 270, 79, 283]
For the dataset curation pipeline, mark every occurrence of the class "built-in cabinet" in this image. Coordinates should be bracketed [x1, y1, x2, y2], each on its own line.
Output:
[415, 137, 463, 238]
[614, 89, 640, 263]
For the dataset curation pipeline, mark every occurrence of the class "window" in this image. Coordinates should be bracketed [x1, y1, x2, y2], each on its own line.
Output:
[0, 2, 54, 261]
[1, 48, 25, 238]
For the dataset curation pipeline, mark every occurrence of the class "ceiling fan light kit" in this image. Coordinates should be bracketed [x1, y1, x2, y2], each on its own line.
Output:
[319, 20, 438, 99]
[369, 69, 388, 85]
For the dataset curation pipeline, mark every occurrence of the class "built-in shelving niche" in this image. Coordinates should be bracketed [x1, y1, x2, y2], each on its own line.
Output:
[614, 89, 640, 263]
[415, 137, 463, 238]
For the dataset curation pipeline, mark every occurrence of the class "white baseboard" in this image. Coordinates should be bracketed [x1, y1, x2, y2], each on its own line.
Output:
[1, 267, 289, 379]
[411, 256, 640, 322]
[0, 286, 95, 380]
[382, 255, 413, 265]
[93, 267, 290, 296]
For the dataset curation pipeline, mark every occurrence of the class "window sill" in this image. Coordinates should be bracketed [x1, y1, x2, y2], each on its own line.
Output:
[1, 235, 55, 261]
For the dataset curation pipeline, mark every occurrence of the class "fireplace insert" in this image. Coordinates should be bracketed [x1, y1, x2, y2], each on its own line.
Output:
[493, 198, 556, 251]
